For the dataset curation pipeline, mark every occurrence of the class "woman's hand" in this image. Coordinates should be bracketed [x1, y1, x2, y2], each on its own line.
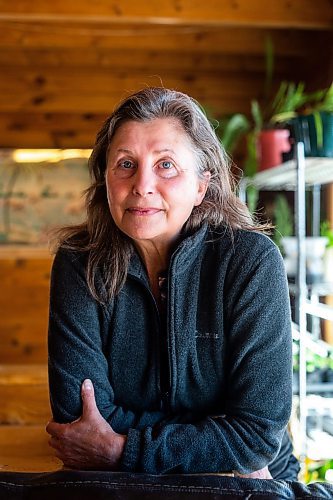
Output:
[234, 466, 273, 479]
[46, 379, 127, 470]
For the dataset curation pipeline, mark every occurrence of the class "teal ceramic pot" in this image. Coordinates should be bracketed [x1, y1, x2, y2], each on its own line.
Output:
[321, 111, 333, 157]
[291, 112, 333, 157]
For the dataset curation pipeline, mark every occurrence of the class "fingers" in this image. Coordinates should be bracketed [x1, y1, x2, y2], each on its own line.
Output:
[46, 420, 63, 436]
[81, 379, 98, 419]
[234, 466, 272, 480]
[48, 435, 61, 450]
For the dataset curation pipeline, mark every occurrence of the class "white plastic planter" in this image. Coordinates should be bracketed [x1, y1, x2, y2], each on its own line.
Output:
[281, 236, 328, 283]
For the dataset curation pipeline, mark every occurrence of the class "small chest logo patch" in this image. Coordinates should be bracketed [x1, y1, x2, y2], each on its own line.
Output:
[195, 331, 219, 340]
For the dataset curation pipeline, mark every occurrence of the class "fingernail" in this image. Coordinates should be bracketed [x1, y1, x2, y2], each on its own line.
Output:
[83, 379, 92, 390]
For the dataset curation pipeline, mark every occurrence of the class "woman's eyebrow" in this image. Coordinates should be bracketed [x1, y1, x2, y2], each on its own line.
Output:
[153, 148, 176, 154]
[116, 148, 132, 154]
[114, 147, 176, 155]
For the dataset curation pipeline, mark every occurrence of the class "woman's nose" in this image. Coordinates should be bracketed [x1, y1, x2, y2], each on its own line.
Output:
[132, 165, 155, 196]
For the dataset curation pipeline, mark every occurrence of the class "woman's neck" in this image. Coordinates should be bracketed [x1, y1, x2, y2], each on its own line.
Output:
[133, 240, 170, 299]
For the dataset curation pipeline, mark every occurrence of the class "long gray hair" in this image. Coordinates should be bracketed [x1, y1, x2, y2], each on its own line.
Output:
[53, 87, 268, 302]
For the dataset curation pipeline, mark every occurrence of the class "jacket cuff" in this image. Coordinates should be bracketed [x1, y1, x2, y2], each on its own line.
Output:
[120, 428, 141, 472]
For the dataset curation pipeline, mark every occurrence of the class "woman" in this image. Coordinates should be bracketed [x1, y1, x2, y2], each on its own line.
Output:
[46, 87, 299, 479]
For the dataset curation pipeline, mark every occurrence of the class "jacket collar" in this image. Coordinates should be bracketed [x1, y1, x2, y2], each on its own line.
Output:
[127, 224, 209, 281]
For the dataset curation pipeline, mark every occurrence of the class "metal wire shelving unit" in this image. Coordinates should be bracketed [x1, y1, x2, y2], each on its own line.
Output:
[240, 147, 333, 473]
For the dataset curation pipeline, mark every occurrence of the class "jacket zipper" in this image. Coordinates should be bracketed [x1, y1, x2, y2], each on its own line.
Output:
[130, 275, 172, 412]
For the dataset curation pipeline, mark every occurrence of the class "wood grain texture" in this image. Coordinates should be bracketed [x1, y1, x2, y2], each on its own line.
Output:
[0, 364, 47, 384]
[0, 380, 51, 425]
[0, 4, 331, 150]
[0, 23, 325, 56]
[0, 69, 264, 116]
[0, 425, 62, 472]
[0, 0, 332, 29]
[0, 257, 52, 364]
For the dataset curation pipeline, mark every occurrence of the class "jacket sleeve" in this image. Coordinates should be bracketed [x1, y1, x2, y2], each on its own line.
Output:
[48, 248, 166, 432]
[120, 238, 293, 474]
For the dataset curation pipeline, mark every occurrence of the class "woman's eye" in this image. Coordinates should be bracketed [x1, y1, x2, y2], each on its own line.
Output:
[120, 160, 134, 169]
[112, 159, 136, 178]
[160, 161, 172, 169]
[157, 160, 178, 177]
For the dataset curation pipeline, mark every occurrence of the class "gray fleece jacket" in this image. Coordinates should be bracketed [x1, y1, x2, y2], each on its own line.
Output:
[48, 224, 298, 478]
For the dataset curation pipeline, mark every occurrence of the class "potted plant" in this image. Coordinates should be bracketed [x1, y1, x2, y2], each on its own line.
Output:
[248, 81, 309, 171]
[291, 82, 333, 157]
[249, 80, 333, 170]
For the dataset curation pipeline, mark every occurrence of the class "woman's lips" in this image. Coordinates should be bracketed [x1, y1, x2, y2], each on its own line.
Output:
[126, 208, 162, 216]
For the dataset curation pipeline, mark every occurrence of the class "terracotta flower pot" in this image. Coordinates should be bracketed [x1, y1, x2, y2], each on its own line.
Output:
[257, 129, 291, 171]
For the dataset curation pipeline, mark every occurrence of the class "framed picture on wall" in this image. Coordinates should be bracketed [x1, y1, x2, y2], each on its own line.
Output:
[0, 149, 91, 245]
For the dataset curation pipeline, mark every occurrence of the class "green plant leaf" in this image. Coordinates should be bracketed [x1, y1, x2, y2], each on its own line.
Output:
[246, 184, 259, 215]
[251, 100, 263, 131]
[219, 113, 250, 153]
[313, 110, 324, 148]
[273, 194, 293, 249]
[244, 131, 258, 177]
[318, 82, 333, 113]
[320, 220, 333, 247]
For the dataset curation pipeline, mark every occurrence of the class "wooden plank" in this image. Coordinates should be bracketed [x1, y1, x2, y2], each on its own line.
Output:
[0, 22, 328, 56]
[0, 68, 265, 115]
[0, 365, 51, 425]
[0, 246, 53, 259]
[0, 425, 61, 472]
[0, 364, 47, 384]
[0, 48, 301, 74]
[0, 0, 332, 29]
[0, 65, 267, 94]
[0, 258, 52, 364]
[0, 92, 253, 116]
[0, 112, 104, 148]
[0, 128, 96, 149]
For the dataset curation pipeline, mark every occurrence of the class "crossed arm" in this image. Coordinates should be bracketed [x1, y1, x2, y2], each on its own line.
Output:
[46, 379, 126, 469]
[46, 378, 271, 479]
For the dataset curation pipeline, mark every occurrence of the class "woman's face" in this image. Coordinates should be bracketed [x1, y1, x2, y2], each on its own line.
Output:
[105, 118, 210, 249]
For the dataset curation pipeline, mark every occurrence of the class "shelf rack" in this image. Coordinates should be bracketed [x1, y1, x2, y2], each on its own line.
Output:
[239, 157, 333, 192]
[241, 149, 333, 471]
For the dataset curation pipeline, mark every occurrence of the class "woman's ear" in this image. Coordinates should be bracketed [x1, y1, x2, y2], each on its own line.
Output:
[195, 171, 211, 206]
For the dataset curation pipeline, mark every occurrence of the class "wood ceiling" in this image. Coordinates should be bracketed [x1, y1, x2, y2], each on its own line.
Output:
[0, 1, 332, 149]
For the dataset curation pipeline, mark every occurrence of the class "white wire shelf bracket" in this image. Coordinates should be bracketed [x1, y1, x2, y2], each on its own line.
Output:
[305, 300, 333, 322]
[292, 322, 332, 357]
[241, 157, 333, 191]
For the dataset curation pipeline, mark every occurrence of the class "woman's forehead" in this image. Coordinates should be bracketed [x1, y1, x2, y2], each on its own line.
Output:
[109, 118, 191, 151]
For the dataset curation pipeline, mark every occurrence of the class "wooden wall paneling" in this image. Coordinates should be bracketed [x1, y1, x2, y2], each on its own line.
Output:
[0, 23, 328, 57]
[0, 68, 268, 116]
[0, 112, 107, 148]
[0, 256, 52, 364]
[0, 385, 50, 423]
[1, 0, 332, 29]
[0, 425, 61, 472]
[302, 31, 333, 89]
[0, 48, 302, 74]
[0, 364, 50, 424]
